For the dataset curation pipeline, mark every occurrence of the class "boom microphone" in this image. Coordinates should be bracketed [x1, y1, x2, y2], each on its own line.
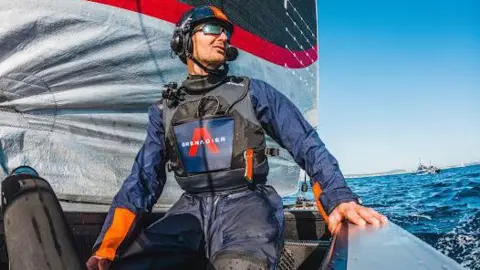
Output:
[226, 44, 238, 61]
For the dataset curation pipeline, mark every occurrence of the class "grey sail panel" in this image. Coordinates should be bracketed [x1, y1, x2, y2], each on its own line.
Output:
[0, 0, 318, 205]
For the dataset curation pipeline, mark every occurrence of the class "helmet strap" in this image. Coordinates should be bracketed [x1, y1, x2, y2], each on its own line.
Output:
[186, 50, 229, 77]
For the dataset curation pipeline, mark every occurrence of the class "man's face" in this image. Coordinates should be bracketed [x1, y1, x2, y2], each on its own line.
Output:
[191, 23, 229, 68]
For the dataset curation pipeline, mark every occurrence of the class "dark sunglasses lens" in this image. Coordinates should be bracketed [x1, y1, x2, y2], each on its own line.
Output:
[203, 24, 222, 34]
[203, 24, 231, 39]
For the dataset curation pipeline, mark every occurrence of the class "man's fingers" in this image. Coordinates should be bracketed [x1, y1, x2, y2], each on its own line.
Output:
[98, 259, 111, 270]
[346, 209, 366, 226]
[328, 210, 342, 234]
[357, 207, 389, 227]
[86, 256, 111, 270]
[327, 202, 389, 234]
[358, 208, 381, 225]
[332, 222, 342, 235]
[373, 210, 389, 224]
[86, 257, 99, 270]
[328, 213, 338, 233]
[365, 207, 388, 224]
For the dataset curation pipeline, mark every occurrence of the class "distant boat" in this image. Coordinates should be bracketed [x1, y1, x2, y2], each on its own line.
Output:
[415, 157, 440, 175]
[415, 163, 441, 175]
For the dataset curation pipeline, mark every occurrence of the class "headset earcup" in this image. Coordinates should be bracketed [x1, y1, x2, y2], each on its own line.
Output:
[175, 32, 191, 64]
[185, 33, 193, 56]
[170, 30, 183, 53]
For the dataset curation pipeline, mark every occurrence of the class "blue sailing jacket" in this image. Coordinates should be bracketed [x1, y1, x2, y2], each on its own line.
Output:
[92, 78, 359, 260]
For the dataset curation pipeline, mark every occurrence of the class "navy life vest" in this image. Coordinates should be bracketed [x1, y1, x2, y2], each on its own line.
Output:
[160, 76, 269, 193]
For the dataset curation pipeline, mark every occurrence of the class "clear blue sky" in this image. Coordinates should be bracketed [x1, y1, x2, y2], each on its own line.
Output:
[316, 0, 480, 174]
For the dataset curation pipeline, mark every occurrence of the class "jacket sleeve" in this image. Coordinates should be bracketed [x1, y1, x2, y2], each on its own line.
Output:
[92, 104, 167, 260]
[249, 79, 360, 214]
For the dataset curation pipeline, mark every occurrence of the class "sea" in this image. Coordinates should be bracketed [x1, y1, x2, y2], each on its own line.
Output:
[283, 164, 480, 270]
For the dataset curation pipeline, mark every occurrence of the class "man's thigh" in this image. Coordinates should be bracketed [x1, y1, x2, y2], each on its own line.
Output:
[211, 185, 284, 269]
[113, 195, 206, 270]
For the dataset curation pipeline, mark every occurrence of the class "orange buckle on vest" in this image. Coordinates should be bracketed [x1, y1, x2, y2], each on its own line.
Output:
[244, 149, 254, 182]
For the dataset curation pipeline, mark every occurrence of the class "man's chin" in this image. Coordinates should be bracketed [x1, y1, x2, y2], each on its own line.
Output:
[214, 55, 226, 63]
[207, 58, 226, 69]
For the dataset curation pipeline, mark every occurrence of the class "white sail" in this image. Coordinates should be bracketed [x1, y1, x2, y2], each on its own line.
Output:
[0, 0, 318, 205]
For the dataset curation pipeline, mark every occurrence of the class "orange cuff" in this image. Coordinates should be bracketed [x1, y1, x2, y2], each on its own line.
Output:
[312, 182, 329, 224]
[95, 208, 136, 260]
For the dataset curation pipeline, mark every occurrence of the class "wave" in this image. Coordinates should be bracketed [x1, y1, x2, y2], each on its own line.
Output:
[290, 165, 480, 268]
[434, 211, 480, 270]
[427, 181, 450, 188]
[457, 186, 480, 198]
[463, 172, 480, 179]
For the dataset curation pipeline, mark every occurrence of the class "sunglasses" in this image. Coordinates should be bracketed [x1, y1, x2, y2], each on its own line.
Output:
[193, 23, 232, 40]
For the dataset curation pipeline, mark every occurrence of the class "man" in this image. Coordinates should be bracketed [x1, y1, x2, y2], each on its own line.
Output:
[87, 5, 387, 270]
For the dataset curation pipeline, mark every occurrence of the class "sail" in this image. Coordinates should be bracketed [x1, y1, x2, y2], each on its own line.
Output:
[0, 0, 318, 205]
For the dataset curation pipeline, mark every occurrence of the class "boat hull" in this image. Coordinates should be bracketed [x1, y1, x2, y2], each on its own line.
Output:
[0, 201, 467, 269]
[0, 200, 331, 269]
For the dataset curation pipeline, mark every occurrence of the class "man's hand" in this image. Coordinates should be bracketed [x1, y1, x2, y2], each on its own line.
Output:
[86, 256, 112, 270]
[328, 201, 388, 234]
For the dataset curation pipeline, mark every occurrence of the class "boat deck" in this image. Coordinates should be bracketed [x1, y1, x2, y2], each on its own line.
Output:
[0, 198, 332, 269]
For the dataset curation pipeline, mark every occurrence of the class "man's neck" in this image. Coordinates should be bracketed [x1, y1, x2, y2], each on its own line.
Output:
[187, 61, 209, 76]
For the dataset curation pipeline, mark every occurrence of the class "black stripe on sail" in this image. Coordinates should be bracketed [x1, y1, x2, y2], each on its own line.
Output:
[180, 0, 317, 51]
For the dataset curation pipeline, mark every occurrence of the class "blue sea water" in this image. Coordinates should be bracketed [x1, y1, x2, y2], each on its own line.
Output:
[283, 164, 480, 270]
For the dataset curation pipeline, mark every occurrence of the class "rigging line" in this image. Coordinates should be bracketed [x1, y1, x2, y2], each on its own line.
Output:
[284, 45, 316, 81]
[285, 70, 312, 92]
[135, 0, 166, 83]
[285, 11, 317, 52]
[286, 73, 313, 94]
[285, 0, 316, 39]
[284, 28, 316, 65]
[284, 65, 311, 87]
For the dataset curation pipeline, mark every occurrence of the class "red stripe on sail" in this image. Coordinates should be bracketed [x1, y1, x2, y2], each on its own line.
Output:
[87, 0, 317, 68]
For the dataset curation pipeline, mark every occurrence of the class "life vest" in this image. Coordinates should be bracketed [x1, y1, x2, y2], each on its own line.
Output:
[160, 76, 269, 193]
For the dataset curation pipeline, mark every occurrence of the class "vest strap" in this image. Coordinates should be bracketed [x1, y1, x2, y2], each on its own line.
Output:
[265, 148, 280, 156]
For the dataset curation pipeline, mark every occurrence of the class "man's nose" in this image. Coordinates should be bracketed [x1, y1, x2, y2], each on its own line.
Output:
[217, 30, 228, 41]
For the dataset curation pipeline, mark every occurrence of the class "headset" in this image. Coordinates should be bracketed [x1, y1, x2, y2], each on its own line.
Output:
[170, 14, 239, 67]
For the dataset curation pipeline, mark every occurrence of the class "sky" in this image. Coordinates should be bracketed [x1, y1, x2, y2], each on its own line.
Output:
[316, 0, 480, 174]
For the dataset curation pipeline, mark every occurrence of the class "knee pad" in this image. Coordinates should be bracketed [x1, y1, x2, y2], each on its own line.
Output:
[209, 251, 268, 270]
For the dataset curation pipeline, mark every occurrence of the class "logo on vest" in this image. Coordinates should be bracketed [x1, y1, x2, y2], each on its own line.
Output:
[174, 117, 234, 173]
[181, 127, 227, 156]
[226, 81, 245, 87]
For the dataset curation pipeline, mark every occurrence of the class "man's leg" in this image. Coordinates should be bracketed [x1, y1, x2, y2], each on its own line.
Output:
[209, 185, 284, 270]
[112, 194, 207, 270]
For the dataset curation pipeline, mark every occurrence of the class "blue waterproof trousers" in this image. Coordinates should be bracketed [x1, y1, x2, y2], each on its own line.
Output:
[111, 184, 284, 270]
